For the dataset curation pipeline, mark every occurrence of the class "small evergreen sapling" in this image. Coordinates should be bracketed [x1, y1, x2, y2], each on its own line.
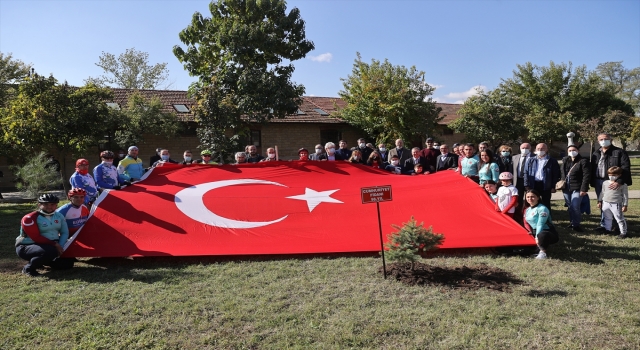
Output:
[384, 216, 445, 270]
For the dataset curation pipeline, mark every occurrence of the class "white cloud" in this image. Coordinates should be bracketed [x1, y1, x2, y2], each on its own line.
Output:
[309, 53, 333, 63]
[427, 82, 444, 89]
[433, 85, 487, 104]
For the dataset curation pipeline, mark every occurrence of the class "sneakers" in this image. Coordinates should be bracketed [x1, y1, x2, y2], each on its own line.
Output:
[616, 234, 627, 239]
[535, 251, 547, 260]
[21, 266, 40, 277]
[572, 226, 584, 232]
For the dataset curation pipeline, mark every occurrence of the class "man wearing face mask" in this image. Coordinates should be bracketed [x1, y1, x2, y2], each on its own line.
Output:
[94, 151, 127, 191]
[377, 143, 388, 162]
[181, 150, 194, 165]
[309, 144, 325, 161]
[114, 149, 126, 168]
[152, 149, 178, 167]
[261, 147, 278, 161]
[512, 143, 533, 223]
[70, 159, 99, 205]
[523, 143, 560, 209]
[318, 142, 344, 161]
[385, 155, 402, 174]
[149, 147, 163, 167]
[591, 133, 631, 232]
[356, 138, 373, 160]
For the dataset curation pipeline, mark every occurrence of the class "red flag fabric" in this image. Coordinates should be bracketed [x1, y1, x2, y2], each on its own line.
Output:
[63, 162, 534, 257]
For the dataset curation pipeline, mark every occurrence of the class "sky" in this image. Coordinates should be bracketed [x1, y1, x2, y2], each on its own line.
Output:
[1, 0, 639, 104]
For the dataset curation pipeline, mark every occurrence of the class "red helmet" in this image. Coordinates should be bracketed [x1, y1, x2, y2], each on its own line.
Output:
[100, 150, 114, 159]
[75, 158, 89, 167]
[68, 187, 87, 198]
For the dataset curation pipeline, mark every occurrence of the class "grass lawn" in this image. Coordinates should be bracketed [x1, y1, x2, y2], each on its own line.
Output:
[2, 198, 640, 349]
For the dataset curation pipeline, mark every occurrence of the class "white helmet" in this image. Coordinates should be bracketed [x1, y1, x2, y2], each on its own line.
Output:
[499, 172, 513, 180]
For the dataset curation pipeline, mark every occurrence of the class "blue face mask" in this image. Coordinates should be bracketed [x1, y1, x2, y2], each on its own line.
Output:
[161, 155, 169, 161]
[184, 156, 192, 162]
[501, 151, 510, 157]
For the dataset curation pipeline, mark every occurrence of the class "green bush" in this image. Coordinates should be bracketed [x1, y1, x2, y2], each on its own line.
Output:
[384, 216, 445, 270]
[11, 152, 62, 198]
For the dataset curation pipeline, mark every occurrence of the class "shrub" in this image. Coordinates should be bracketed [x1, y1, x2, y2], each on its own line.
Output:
[384, 216, 445, 270]
[11, 152, 63, 198]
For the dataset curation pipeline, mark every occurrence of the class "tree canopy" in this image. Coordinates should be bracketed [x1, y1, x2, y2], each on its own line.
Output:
[595, 61, 640, 114]
[0, 52, 31, 107]
[86, 48, 170, 89]
[173, 0, 314, 160]
[336, 53, 442, 145]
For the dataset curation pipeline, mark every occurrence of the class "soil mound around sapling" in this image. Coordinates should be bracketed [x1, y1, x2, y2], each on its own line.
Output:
[382, 262, 524, 292]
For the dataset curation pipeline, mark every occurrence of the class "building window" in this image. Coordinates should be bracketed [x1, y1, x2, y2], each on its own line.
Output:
[313, 108, 329, 116]
[173, 104, 190, 113]
[250, 130, 261, 147]
[320, 130, 341, 146]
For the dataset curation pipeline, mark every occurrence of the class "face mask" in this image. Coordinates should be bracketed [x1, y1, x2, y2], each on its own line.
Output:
[161, 155, 169, 161]
[568, 151, 578, 157]
[609, 176, 618, 181]
[103, 161, 113, 167]
[379, 147, 386, 152]
[328, 148, 335, 154]
[268, 153, 275, 159]
[391, 160, 399, 166]
[118, 153, 125, 158]
[184, 156, 192, 162]
[315, 148, 322, 154]
[501, 151, 510, 157]
[359, 143, 366, 149]
[535, 150, 546, 157]
[599, 139, 611, 147]
[521, 148, 530, 155]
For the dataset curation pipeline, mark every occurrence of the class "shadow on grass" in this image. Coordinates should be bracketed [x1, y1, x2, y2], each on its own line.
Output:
[525, 289, 569, 298]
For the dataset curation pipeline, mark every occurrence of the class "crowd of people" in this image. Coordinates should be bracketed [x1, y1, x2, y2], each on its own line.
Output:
[15, 132, 631, 276]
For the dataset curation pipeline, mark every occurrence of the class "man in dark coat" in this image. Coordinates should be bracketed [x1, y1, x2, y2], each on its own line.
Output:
[523, 143, 561, 209]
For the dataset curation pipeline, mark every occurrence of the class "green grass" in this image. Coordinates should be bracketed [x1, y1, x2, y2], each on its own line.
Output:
[629, 158, 640, 190]
[2, 201, 640, 349]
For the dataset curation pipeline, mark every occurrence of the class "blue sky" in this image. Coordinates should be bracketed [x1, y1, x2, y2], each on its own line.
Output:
[1, 0, 638, 103]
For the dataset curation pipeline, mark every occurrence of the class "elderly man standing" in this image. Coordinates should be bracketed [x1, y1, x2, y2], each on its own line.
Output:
[388, 139, 411, 166]
[523, 143, 560, 209]
[246, 145, 264, 163]
[591, 133, 631, 232]
[117, 146, 145, 182]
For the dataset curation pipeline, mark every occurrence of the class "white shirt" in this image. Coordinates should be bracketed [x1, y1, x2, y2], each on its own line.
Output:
[497, 185, 519, 213]
[534, 156, 549, 181]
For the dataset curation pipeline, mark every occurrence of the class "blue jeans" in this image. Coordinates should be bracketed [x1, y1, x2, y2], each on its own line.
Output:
[594, 178, 607, 227]
[563, 189, 582, 227]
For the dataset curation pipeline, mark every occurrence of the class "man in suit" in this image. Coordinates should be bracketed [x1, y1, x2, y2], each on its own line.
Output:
[511, 142, 532, 223]
[388, 139, 411, 166]
[403, 147, 427, 174]
[523, 143, 560, 209]
[435, 144, 458, 171]
[377, 143, 389, 162]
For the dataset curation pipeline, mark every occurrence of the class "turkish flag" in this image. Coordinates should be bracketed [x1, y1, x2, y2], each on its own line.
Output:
[63, 162, 534, 257]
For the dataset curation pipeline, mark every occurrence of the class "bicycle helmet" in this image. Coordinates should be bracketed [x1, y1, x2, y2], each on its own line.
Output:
[68, 187, 87, 198]
[37, 193, 60, 203]
[499, 172, 513, 180]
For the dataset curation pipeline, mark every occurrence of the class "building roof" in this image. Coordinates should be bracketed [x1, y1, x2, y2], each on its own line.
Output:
[107, 88, 462, 125]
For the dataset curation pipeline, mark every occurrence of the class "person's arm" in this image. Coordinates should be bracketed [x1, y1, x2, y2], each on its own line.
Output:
[580, 159, 591, 194]
[93, 166, 113, 190]
[20, 213, 56, 245]
[622, 184, 629, 207]
[491, 163, 499, 182]
[57, 213, 70, 248]
[619, 150, 631, 186]
[535, 207, 550, 236]
[523, 209, 533, 234]
[117, 159, 132, 181]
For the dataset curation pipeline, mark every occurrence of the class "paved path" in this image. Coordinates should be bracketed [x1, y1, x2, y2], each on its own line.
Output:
[2, 190, 640, 203]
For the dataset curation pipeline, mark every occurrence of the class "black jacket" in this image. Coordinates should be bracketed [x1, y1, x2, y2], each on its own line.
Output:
[435, 154, 458, 171]
[561, 155, 590, 192]
[590, 145, 631, 186]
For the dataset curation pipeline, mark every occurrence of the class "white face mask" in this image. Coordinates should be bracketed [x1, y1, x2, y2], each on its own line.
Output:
[328, 148, 335, 154]
[568, 151, 578, 157]
[609, 176, 618, 181]
[521, 148, 530, 155]
[599, 139, 611, 147]
[379, 147, 386, 152]
[535, 150, 546, 157]
[268, 153, 275, 159]
[359, 143, 366, 148]
[391, 160, 399, 166]
[118, 153, 125, 158]
[315, 148, 322, 154]
[103, 161, 113, 166]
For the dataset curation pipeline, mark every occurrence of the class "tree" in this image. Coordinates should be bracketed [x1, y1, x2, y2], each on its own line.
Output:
[111, 91, 182, 148]
[0, 52, 31, 107]
[0, 74, 114, 188]
[336, 53, 442, 145]
[384, 216, 444, 271]
[173, 0, 314, 161]
[451, 88, 527, 146]
[86, 48, 170, 89]
[595, 61, 640, 114]
[11, 152, 63, 198]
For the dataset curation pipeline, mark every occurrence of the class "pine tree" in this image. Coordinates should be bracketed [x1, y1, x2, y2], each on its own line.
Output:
[384, 216, 444, 270]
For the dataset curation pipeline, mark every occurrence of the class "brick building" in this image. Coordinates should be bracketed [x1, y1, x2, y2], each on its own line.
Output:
[0, 88, 463, 190]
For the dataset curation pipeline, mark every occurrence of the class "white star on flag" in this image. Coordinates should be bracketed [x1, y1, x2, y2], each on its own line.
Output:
[286, 188, 343, 212]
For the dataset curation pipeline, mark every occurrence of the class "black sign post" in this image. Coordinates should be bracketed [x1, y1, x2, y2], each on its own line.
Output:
[361, 185, 392, 279]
